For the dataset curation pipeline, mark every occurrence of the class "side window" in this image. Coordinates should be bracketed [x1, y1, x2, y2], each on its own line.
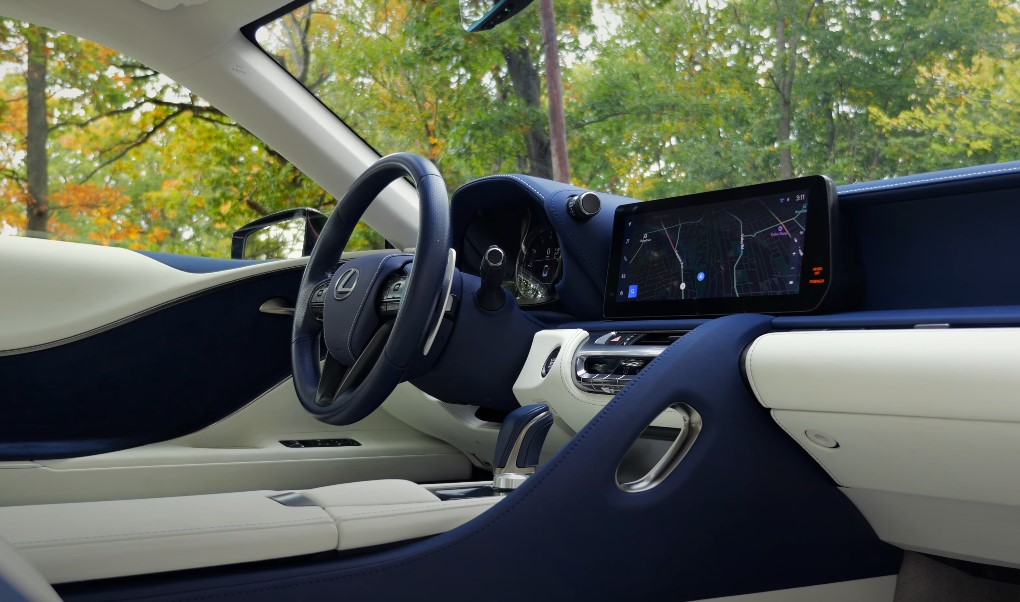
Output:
[0, 23, 385, 256]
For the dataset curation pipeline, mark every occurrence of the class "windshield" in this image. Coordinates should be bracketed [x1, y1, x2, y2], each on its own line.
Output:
[255, 0, 1019, 198]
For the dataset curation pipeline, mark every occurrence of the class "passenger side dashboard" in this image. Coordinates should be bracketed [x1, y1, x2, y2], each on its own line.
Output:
[487, 161, 1020, 574]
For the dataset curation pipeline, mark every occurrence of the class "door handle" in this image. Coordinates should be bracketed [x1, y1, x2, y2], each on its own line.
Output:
[259, 298, 296, 316]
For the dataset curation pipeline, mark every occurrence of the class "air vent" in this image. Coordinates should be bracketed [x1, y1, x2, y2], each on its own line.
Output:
[573, 331, 681, 395]
[631, 331, 688, 346]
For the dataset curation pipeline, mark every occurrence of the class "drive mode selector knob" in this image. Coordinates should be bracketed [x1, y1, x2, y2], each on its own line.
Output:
[567, 191, 600, 221]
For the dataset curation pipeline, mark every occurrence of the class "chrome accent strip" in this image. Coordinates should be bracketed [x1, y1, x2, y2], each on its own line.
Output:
[423, 248, 456, 355]
[618, 403, 702, 493]
[492, 408, 551, 491]
[332, 267, 360, 300]
[572, 336, 669, 395]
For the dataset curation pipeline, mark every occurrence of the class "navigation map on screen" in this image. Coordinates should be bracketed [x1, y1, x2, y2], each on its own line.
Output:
[615, 190, 809, 302]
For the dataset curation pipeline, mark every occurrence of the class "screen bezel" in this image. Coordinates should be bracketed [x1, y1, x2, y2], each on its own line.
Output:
[603, 175, 836, 318]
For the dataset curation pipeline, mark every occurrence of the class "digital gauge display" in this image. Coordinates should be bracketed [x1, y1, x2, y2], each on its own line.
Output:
[514, 225, 561, 305]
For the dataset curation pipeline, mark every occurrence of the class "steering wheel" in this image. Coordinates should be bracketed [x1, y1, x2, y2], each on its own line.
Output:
[292, 153, 451, 425]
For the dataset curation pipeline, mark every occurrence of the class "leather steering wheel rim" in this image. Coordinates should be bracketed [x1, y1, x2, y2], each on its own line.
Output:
[291, 153, 450, 425]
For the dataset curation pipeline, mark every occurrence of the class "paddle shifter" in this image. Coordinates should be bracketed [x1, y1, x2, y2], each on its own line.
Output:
[492, 404, 554, 492]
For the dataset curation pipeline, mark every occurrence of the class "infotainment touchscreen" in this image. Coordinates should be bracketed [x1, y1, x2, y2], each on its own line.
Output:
[604, 175, 838, 318]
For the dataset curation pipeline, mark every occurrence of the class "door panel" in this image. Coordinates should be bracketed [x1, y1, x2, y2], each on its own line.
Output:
[0, 380, 470, 505]
[0, 237, 471, 502]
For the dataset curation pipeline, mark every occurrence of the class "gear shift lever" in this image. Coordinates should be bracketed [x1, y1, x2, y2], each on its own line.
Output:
[492, 404, 553, 492]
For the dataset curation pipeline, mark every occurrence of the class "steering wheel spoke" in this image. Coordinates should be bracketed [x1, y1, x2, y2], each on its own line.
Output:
[335, 320, 394, 399]
[315, 353, 347, 406]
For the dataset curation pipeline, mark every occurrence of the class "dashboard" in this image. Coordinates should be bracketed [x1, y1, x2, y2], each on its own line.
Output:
[457, 201, 562, 306]
[452, 174, 842, 319]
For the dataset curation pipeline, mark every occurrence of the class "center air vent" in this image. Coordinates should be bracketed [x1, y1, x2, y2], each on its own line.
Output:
[573, 331, 687, 395]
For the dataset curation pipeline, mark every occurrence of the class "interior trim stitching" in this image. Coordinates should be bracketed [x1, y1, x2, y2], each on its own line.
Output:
[0, 264, 304, 357]
[12, 517, 333, 547]
[743, 336, 768, 406]
[840, 165, 1020, 195]
[547, 191, 602, 287]
[329, 498, 498, 520]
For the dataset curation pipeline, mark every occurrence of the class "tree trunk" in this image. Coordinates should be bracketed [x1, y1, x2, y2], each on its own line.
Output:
[26, 25, 49, 237]
[539, 0, 570, 183]
[503, 42, 553, 180]
[775, 16, 793, 179]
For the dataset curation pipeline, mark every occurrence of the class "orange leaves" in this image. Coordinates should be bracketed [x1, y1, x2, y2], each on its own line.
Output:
[49, 182, 148, 246]
[149, 226, 171, 243]
[52, 182, 127, 213]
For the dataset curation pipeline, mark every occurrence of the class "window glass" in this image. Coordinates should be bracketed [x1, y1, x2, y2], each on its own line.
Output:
[256, 0, 1020, 198]
[0, 22, 385, 255]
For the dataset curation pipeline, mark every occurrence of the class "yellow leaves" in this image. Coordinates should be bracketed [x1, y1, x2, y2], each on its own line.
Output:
[218, 200, 233, 215]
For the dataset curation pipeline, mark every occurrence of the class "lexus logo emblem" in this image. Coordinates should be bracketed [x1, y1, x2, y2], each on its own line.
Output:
[333, 268, 360, 300]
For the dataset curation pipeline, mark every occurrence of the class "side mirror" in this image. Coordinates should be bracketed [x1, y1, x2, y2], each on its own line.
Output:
[460, 0, 534, 32]
[231, 207, 328, 260]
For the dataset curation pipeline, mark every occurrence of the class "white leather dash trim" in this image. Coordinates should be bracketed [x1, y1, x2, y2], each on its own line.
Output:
[844, 488, 1020, 570]
[0, 491, 337, 584]
[513, 329, 688, 433]
[745, 327, 1020, 569]
[745, 328, 1020, 421]
[691, 575, 896, 602]
[772, 411, 1020, 506]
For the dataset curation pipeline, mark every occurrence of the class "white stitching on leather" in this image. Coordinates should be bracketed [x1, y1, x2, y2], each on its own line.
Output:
[842, 165, 1020, 195]
[504, 174, 545, 199]
[12, 517, 333, 547]
[466, 174, 546, 200]
[329, 498, 499, 520]
[743, 336, 767, 406]
[345, 253, 411, 359]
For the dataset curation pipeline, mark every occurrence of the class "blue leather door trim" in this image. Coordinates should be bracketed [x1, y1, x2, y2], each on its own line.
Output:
[0, 268, 302, 460]
[134, 251, 268, 273]
[58, 315, 899, 601]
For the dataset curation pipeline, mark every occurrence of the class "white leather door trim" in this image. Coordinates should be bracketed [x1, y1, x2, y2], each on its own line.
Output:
[0, 236, 312, 353]
[0, 491, 338, 584]
[0, 379, 472, 506]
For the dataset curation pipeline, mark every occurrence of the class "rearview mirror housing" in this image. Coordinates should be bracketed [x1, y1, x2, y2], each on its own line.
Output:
[460, 0, 534, 32]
